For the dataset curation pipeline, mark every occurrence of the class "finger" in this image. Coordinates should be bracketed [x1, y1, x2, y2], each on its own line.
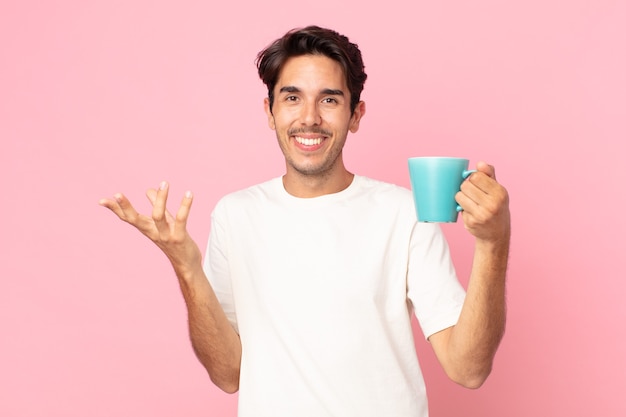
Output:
[457, 175, 496, 216]
[152, 181, 171, 236]
[99, 196, 126, 221]
[460, 176, 487, 204]
[464, 169, 504, 201]
[98, 196, 119, 212]
[457, 189, 490, 232]
[146, 188, 175, 223]
[455, 189, 479, 215]
[476, 161, 496, 180]
[175, 190, 194, 230]
[459, 177, 509, 220]
[99, 193, 139, 223]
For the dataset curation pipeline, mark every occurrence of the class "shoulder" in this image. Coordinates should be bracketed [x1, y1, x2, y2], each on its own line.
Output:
[212, 177, 281, 216]
[349, 176, 416, 222]
[218, 177, 280, 203]
[353, 176, 413, 203]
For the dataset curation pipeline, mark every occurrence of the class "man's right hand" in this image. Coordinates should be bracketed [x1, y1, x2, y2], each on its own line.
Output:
[99, 181, 202, 278]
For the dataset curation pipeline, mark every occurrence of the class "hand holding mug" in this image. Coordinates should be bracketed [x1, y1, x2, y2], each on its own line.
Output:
[408, 157, 510, 242]
[456, 162, 510, 243]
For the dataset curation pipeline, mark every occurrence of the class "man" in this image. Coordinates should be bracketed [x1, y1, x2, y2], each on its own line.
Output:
[100, 26, 510, 417]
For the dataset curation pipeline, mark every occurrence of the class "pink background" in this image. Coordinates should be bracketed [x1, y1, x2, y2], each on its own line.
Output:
[2, 1, 625, 415]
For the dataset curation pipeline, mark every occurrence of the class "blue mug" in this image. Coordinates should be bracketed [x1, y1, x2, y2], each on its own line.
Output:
[408, 157, 475, 223]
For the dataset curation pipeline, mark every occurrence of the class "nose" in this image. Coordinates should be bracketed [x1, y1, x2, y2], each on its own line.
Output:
[300, 101, 322, 126]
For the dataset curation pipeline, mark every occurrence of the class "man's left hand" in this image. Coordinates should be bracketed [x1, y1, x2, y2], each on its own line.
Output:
[456, 161, 511, 243]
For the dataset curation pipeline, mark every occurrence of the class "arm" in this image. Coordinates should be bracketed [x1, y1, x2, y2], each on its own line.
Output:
[99, 181, 242, 393]
[429, 162, 510, 389]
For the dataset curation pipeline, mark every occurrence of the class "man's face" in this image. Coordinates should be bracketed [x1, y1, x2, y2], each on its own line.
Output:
[264, 54, 365, 180]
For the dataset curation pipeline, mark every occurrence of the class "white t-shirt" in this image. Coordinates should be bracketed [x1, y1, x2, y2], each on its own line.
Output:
[204, 175, 466, 417]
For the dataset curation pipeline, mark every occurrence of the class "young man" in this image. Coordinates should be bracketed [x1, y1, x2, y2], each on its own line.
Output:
[100, 26, 510, 417]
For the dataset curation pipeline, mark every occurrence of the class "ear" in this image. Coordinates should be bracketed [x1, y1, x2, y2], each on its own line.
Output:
[264, 97, 276, 130]
[349, 101, 366, 133]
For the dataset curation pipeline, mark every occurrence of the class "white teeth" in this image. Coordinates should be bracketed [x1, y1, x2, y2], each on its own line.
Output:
[295, 136, 322, 146]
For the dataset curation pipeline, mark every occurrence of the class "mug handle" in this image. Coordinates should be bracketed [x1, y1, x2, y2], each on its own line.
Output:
[462, 169, 476, 179]
[456, 169, 477, 212]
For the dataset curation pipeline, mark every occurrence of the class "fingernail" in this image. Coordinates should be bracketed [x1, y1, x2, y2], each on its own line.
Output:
[185, 190, 193, 199]
[114, 193, 123, 202]
[159, 181, 168, 190]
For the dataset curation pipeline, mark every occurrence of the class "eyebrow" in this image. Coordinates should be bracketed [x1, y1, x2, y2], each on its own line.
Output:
[279, 86, 345, 96]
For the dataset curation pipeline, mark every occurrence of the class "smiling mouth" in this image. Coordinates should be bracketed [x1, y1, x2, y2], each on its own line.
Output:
[295, 136, 323, 146]
[290, 128, 331, 147]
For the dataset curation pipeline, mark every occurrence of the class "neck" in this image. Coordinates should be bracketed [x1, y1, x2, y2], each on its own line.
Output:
[282, 167, 354, 198]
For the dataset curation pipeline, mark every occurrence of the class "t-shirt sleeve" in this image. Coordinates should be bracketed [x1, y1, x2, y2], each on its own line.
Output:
[203, 200, 239, 333]
[407, 222, 466, 340]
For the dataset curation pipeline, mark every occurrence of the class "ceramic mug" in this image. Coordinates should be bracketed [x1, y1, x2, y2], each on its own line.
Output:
[408, 157, 475, 223]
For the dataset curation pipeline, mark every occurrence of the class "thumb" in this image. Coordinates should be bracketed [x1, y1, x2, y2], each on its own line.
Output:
[476, 161, 496, 179]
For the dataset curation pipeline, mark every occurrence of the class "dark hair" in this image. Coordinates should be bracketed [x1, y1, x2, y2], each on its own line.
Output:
[256, 25, 367, 114]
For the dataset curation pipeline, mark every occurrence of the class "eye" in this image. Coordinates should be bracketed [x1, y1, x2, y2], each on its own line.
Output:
[322, 97, 338, 104]
[286, 95, 299, 102]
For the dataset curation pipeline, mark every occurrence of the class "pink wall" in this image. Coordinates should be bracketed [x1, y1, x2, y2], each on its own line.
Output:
[2, 1, 625, 415]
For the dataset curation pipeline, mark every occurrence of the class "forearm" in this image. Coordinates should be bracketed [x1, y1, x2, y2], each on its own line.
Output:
[175, 263, 242, 393]
[429, 162, 510, 387]
[444, 237, 509, 387]
[99, 186, 241, 391]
